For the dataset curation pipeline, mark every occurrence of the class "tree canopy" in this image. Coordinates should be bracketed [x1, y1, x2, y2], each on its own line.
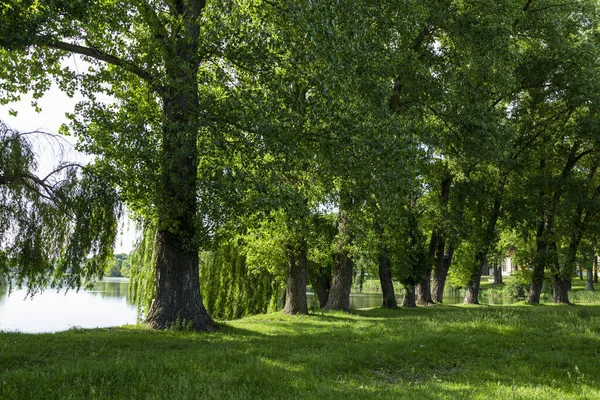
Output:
[1, 0, 599, 329]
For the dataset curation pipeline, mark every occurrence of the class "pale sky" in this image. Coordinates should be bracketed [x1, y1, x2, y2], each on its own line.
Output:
[0, 83, 136, 254]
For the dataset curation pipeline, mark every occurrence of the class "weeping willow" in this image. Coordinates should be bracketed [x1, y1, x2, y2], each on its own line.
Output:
[200, 243, 281, 320]
[129, 225, 281, 320]
[0, 122, 120, 294]
[128, 222, 158, 314]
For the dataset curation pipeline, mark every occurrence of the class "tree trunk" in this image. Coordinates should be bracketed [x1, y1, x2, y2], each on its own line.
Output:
[146, 12, 216, 331]
[464, 261, 484, 305]
[358, 268, 366, 293]
[311, 269, 331, 308]
[579, 265, 584, 280]
[324, 212, 354, 312]
[417, 229, 439, 305]
[283, 240, 309, 315]
[323, 249, 354, 312]
[146, 230, 216, 330]
[431, 243, 454, 303]
[378, 250, 397, 309]
[464, 175, 504, 306]
[528, 218, 548, 304]
[401, 284, 416, 308]
[481, 261, 489, 276]
[586, 260, 595, 291]
[594, 258, 598, 283]
[553, 276, 572, 304]
[416, 268, 433, 305]
[493, 263, 503, 285]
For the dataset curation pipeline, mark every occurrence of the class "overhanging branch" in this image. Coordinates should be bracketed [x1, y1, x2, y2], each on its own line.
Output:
[42, 39, 157, 87]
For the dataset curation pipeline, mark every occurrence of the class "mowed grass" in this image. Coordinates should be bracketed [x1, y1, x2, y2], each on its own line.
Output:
[2, 305, 600, 399]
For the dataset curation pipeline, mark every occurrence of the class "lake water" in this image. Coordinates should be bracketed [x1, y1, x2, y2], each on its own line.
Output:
[307, 292, 518, 309]
[1, 279, 517, 333]
[0, 278, 139, 333]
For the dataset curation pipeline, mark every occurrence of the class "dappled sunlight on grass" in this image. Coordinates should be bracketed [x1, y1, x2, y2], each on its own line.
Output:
[2, 305, 600, 398]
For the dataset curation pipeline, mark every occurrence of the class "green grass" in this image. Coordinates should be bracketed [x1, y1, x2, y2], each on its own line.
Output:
[2, 305, 600, 399]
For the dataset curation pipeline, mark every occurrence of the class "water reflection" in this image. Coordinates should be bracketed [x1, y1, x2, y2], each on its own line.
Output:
[0, 278, 139, 333]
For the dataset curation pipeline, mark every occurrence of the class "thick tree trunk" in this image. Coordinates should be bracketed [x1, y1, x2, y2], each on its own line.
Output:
[324, 213, 354, 312]
[431, 243, 454, 303]
[417, 229, 439, 305]
[378, 250, 397, 309]
[553, 276, 572, 304]
[401, 284, 416, 308]
[416, 268, 433, 305]
[493, 263, 503, 285]
[146, 230, 216, 330]
[146, 7, 216, 331]
[283, 241, 309, 315]
[594, 258, 598, 283]
[464, 261, 484, 305]
[323, 250, 353, 311]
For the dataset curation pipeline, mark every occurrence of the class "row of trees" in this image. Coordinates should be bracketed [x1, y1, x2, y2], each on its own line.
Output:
[1, 0, 599, 330]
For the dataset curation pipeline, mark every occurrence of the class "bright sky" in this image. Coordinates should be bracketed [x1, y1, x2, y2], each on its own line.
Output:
[0, 82, 137, 254]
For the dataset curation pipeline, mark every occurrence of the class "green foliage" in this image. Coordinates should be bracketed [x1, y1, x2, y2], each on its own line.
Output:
[104, 253, 131, 278]
[128, 223, 156, 315]
[0, 122, 119, 293]
[199, 243, 281, 320]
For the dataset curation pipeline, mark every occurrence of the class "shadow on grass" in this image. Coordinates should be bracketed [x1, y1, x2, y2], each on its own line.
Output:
[2, 305, 600, 399]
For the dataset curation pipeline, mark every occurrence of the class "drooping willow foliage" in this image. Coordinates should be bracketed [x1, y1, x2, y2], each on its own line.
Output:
[128, 222, 157, 314]
[129, 224, 281, 320]
[199, 243, 282, 320]
[0, 122, 120, 294]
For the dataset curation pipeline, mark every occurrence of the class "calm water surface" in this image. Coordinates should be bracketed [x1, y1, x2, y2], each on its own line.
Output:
[0, 278, 139, 333]
[1, 278, 517, 333]
[307, 292, 519, 309]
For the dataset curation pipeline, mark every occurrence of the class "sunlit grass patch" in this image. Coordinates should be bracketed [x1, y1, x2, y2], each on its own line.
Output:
[2, 305, 600, 399]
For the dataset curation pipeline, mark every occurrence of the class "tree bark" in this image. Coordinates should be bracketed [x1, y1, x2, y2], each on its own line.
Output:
[401, 284, 416, 308]
[378, 250, 397, 309]
[146, 5, 216, 331]
[464, 260, 484, 305]
[587, 259, 595, 291]
[311, 268, 331, 308]
[323, 249, 354, 311]
[146, 230, 216, 330]
[417, 229, 439, 305]
[431, 242, 454, 303]
[283, 240, 309, 315]
[553, 276, 571, 304]
[529, 143, 584, 304]
[324, 213, 354, 312]
[493, 263, 503, 285]
[416, 268, 433, 305]
[594, 258, 598, 283]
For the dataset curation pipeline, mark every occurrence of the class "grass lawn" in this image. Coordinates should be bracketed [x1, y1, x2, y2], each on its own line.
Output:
[2, 304, 600, 399]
